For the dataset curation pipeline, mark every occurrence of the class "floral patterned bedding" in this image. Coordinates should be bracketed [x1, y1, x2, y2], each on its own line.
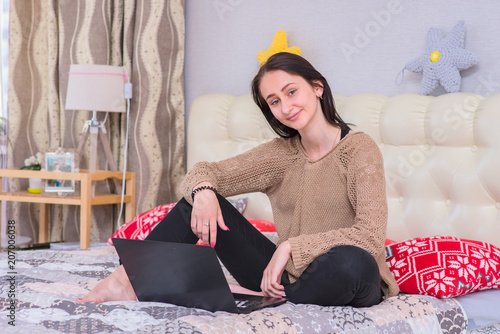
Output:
[0, 245, 469, 333]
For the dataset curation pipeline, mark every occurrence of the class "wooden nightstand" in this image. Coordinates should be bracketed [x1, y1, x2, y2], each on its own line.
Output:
[0, 169, 136, 249]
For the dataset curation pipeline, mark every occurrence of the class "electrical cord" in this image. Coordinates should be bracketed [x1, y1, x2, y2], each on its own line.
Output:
[101, 111, 109, 126]
[115, 66, 132, 229]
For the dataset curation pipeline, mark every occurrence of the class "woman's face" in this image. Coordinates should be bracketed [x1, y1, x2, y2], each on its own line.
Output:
[259, 70, 323, 132]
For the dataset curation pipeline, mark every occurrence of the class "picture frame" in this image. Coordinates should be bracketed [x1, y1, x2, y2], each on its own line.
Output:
[44, 150, 76, 193]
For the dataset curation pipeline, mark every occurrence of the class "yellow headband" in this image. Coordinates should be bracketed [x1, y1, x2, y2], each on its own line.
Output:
[257, 30, 301, 66]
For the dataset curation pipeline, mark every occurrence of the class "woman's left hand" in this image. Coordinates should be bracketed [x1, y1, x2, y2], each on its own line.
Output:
[260, 240, 291, 298]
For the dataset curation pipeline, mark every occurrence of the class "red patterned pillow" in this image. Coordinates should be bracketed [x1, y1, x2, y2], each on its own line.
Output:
[385, 238, 396, 246]
[385, 236, 500, 298]
[106, 203, 177, 246]
[249, 219, 276, 232]
[106, 198, 270, 246]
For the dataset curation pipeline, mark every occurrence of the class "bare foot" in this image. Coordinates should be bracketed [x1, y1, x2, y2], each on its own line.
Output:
[76, 265, 137, 303]
[229, 283, 264, 296]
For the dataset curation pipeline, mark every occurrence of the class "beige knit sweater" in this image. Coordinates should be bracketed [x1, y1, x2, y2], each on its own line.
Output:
[180, 132, 400, 298]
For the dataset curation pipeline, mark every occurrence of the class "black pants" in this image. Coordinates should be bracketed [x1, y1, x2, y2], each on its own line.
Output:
[146, 194, 382, 307]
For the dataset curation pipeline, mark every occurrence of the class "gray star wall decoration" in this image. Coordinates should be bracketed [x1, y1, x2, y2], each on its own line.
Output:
[404, 20, 478, 95]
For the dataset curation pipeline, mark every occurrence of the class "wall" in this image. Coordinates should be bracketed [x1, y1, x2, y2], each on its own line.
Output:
[185, 0, 500, 118]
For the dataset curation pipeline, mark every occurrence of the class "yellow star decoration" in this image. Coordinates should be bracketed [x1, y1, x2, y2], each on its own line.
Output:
[257, 30, 301, 66]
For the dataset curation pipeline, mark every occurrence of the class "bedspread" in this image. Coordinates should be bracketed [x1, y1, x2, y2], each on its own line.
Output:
[0, 246, 467, 333]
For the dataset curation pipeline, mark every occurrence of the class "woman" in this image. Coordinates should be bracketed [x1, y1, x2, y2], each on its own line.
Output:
[78, 52, 399, 307]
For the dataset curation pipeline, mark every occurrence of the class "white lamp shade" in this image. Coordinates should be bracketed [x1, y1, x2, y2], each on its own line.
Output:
[65, 64, 127, 112]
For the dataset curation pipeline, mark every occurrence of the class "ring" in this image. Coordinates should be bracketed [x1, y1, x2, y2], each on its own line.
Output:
[204, 223, 209, 227]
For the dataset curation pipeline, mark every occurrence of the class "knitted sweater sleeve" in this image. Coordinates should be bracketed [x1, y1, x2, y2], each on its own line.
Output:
[180, 138, 293, 204]
[288, 135, 388, 272]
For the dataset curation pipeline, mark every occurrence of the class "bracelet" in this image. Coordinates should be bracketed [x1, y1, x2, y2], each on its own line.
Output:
[191, 185, 217, 200]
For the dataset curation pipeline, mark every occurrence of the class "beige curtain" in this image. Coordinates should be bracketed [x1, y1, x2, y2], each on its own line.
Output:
[7, 0, 185, 243]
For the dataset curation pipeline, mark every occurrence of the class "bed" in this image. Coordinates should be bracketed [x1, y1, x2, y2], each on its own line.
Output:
[1, 92, 500, 333]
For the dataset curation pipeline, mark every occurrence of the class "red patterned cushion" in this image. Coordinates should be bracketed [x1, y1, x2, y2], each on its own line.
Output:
[249, 219, 276, 232]
[107, 202, 276, 246]
[386, 236, 500, 298]
[384, 239, 396, 246]
[106, 203, 176, 246]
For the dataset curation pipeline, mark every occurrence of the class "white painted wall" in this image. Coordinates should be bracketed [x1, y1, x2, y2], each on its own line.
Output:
[185, 0, 500, 117]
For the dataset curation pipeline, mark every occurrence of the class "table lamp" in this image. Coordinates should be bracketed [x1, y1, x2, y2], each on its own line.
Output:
[65, 64, 130, 193]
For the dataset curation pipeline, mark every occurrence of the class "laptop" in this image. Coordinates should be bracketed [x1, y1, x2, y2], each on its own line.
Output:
[112, 238, 287, 313]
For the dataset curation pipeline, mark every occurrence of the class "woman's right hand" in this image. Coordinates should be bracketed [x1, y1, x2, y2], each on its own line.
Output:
[190, 182, 228, 247]
[260, 240, 290, 298]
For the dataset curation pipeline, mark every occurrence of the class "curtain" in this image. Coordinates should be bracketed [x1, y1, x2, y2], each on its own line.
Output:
[7, 0, 185, 244]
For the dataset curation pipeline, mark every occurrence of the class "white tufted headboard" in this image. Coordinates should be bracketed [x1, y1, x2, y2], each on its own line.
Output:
[187, 93, 500, 248]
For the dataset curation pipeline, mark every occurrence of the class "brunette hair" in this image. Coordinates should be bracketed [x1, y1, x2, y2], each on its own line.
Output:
[251, 52, 350, 138]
